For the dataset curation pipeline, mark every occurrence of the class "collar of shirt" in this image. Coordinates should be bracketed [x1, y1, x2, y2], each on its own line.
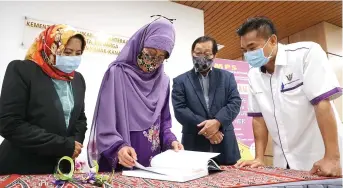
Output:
[260, 43, 287, 74]
[195, 67, 213, 77]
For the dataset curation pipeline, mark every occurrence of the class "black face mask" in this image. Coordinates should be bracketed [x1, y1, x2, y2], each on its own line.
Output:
[193, 56, 213, 72]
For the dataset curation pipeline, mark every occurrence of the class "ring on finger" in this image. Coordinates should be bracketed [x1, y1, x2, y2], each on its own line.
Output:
[214, 141, 217, 144]
[204, 132, 207, 135]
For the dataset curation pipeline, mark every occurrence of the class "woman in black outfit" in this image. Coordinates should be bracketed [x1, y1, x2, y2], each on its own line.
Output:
[0, 24, 87, 174]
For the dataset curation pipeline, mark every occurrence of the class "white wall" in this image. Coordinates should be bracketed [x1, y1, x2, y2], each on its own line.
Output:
[0, 1, 204, 163]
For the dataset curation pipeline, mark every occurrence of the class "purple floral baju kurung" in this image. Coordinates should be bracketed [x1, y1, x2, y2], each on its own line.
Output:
[87, 18, 177, 172]
[99, 93, 176, 172]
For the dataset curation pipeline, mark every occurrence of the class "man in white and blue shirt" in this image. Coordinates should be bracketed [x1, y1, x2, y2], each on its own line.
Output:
[236, 17, 342, 177]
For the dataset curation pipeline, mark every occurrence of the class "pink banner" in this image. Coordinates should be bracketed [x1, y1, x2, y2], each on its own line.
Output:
[213, 58, 254, 159]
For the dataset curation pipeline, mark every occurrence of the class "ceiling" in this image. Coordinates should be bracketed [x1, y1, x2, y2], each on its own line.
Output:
[174, 1, 342, 59]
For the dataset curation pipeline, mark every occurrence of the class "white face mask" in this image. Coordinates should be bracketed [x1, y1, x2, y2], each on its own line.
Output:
[244, 37, 274, 68]
[54, 55, 82, 73]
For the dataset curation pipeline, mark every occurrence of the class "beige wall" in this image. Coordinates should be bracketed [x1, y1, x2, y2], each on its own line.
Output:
[288, 22, 327, 49]
[324, 22, 342, 56]
[328, 54, 343, 119]
[324, 23, 343, 117]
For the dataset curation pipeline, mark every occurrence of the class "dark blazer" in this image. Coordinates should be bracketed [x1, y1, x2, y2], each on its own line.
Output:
[172, 68, 241, 165]
[0, 60, 87, 175]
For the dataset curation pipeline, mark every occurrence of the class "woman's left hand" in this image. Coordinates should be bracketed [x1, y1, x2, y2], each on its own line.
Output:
[171, 141, 184, 152]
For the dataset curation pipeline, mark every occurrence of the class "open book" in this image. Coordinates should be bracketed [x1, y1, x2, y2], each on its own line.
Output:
[122, 150, 221, 182]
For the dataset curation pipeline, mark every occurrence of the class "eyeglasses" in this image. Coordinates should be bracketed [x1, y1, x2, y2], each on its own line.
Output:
[150, 15, 176, 24]
[192, 51, 214, 59]
[141, 51, 166, 64]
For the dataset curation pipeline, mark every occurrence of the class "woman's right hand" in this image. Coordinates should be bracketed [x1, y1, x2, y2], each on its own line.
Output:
[72, 141, 83, 159]
[118, 146, 137, 168]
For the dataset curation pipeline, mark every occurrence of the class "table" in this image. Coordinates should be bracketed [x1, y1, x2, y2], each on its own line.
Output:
[0, 166, 341, 187]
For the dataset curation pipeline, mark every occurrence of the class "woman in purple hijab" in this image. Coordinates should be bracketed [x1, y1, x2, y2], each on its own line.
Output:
[87, 18, 183, 171]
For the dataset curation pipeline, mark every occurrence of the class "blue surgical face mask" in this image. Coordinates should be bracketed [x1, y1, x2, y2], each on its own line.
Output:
[55, 55, 81, 73]
[244, 38, 275, 68]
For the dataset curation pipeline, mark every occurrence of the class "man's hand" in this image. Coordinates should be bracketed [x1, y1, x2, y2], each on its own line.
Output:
[171, 141, 184, 152]
[72, 141, 83, 159]
[118, 146, 137, 168]
[313, 100, 341, 176]
[208, 131, 224, 144]
[310, 157, 342, 177]
[235, 158, 265, 168]
[198, 119, 221, 138]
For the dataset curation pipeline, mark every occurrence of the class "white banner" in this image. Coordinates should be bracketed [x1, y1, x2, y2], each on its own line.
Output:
[22, 17, 128, 55]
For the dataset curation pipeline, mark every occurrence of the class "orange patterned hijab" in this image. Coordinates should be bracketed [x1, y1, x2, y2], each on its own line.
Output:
[25, 24, 86, 81]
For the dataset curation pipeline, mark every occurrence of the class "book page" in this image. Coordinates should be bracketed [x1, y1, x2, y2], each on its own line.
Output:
[134, 160, 205, 176]
[208, 159, 221, 170]
[150, 150, 220, 170]
[134, 160, 147, 170]
[134, 161, 166, 175]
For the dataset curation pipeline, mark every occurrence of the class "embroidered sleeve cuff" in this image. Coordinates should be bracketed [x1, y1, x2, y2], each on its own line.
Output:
[161, 131, 177, 151]
[167, 138, 176, 149]
[247, 112, 263, 117]
[310, 87, 343, 105]
[113, 143, 129, 168]
[101, 141, 128, 169]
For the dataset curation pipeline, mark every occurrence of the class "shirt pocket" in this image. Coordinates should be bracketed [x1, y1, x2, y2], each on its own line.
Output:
[281, 82, 303, 92]
[280, 81, 305, 98]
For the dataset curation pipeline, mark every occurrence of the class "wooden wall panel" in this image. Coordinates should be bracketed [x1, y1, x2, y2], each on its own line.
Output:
[174, 1, 342, 59]
[235, 56, 243, 61]
[279, 37, 289, 44]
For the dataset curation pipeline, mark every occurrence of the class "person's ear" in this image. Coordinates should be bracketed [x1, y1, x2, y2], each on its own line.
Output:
[270, 34, 278, 46]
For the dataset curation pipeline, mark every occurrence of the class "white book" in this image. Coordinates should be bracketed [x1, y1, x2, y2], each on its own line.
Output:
[122, 150, 221, 182]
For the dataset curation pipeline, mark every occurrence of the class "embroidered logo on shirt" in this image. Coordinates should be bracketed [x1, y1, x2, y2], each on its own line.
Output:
[286, 73, 293, 81]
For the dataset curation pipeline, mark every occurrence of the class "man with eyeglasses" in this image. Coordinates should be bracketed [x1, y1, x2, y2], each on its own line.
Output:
[172, 36, 242, 165]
